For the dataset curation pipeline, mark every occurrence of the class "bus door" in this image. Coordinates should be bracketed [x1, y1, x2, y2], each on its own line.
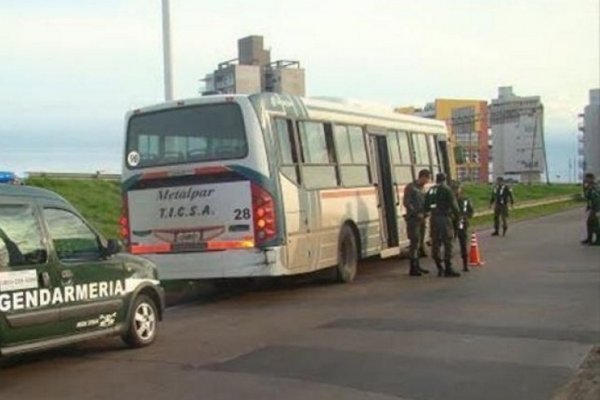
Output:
[367, 132, 400, 258]
[272, 118, 312, 270]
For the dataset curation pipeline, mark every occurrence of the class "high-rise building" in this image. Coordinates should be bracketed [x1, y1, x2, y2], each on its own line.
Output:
[396, 99, 490, 183]
[490, 87, 547, 183]
[200, 35, 305, 96]
[579, 89, 600, 178]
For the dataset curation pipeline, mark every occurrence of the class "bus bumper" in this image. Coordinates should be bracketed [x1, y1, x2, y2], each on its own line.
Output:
[141, 247, 288, 280]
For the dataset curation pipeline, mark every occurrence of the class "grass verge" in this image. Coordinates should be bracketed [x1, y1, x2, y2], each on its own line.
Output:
[26, 177, 121, 239]
[24, 178, 583, 240]
[463, 183, 581, 210]
[471, 199, 583, 229]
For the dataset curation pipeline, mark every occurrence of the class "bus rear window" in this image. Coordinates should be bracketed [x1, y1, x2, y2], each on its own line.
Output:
[126, 103, 247, 168]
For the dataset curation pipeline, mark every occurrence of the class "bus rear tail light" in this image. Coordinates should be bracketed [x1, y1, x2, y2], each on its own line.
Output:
[119, 195, 131, 251]
[251, 183, 277, 247]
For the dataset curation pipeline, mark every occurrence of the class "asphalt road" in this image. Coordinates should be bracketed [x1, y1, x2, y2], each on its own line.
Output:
[1, 208, 599, 400]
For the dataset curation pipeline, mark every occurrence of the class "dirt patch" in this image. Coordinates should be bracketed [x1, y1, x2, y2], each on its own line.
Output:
[553, 346, 600, 400]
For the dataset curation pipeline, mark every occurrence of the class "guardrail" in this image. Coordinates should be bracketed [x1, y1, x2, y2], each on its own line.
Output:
[26, 171, 121, 181]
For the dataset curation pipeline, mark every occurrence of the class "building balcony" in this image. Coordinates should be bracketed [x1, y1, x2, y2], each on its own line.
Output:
[578, 113, 585, 132]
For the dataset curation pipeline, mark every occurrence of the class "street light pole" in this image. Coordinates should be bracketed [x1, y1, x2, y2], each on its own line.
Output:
[162, 0, 174, 101]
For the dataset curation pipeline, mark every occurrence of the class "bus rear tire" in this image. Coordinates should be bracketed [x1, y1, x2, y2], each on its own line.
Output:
[336, 225, 358, 283]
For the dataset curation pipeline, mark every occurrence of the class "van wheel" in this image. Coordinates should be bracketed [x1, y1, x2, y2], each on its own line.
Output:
[122, 294, 158, 348]
[336, 225, 358, 283]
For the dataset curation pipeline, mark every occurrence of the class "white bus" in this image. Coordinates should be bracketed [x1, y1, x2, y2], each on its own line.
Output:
[121, 94, 452, 281]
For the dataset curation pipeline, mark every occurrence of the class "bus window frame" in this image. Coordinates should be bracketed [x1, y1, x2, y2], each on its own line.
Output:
[296, 119, 340, 190]
[427, 134, 442, 174]
[410, 132, 434, 175]
[333, 123, 372, 188]
[272, 117, 303, 185]
[388, 130, 416, 185]
[124, 102, 249, 170]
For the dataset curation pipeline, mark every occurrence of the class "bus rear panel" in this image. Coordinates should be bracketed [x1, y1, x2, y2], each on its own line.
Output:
[121, 96, 286, 280]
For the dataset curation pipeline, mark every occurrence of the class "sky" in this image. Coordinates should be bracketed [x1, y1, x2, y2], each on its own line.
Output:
[1, 0, 598, 181]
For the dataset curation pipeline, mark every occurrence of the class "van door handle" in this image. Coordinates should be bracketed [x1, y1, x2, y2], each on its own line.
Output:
[61, 270, 73, 279]
[61, 269, 74, 284]
[40, 271, 51, 288]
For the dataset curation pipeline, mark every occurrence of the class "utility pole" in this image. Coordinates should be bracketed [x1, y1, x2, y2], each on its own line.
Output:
[539, 106, 550, 184]
[162, 0, 174, 101]
[528, 107, 538, 185]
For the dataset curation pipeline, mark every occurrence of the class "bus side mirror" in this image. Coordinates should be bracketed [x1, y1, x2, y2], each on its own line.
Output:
[0, 239, 9, 269]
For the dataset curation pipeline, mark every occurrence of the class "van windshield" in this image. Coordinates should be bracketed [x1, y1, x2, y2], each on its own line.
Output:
[126, 103, 247, 169]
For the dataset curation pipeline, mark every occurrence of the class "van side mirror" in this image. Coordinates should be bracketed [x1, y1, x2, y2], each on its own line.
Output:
[105, 239, 122, 256]
[29, 249, 48, 264]
[0, 239, 9, 269]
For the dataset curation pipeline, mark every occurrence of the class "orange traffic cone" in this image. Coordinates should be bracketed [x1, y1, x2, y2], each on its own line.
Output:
[468, 233, 485, 267]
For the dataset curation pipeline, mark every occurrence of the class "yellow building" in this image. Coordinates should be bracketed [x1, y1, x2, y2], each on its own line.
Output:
[396, 99, 490, 182]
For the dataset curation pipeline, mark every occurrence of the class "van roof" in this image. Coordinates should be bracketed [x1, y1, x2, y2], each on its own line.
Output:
[0, 183, 70, 205]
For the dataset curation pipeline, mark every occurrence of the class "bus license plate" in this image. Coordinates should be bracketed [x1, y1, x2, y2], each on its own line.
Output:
[176, 232, 201, 244]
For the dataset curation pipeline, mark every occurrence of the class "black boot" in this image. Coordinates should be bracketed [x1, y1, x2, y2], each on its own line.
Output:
[444, 260, 461, 277]
[417, 259, 430, 274]
[502, 226, 508, 236]
[409, 259, 422, 276]
[491, 231, 499, 236]
[462, 256, 469, 272]
[434, 260, 444, 277]
[581, 235, 592, 245]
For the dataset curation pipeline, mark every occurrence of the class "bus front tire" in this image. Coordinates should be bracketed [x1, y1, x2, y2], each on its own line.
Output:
[336, 225, 358, 283]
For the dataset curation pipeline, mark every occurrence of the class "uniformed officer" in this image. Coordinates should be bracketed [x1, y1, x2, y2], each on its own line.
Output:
[403, 169, 431, 276]
[490, 177, 514, 236]
[425, 173, 461, 277]
[581, 173, 600, 246]
[451, 181, 474, 271]
[0, 228, 23, 266]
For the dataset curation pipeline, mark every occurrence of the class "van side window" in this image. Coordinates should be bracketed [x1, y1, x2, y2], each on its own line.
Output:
[43, 208, 101, 261]
[0, 205, 47, 267]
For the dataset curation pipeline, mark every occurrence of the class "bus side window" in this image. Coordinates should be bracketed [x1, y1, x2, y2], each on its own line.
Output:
[324, 123, 341, 186]
[391, 131, 414, 184]
[273, 118, 301, 184]
[437, 139, 452, 178]
[412, 133, 432, 175]
[297, 121, 338, 189]
[428, 135, 441, 173]
[335, 125, 370, 187]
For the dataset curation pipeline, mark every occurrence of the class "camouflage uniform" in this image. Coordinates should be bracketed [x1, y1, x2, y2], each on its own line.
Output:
[455, 195, 474, 271]
[425, 182, 460, 276]
[490, 184, 514, 236]
[403, 181, 427, 275]
[583, 183, 600, 245]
